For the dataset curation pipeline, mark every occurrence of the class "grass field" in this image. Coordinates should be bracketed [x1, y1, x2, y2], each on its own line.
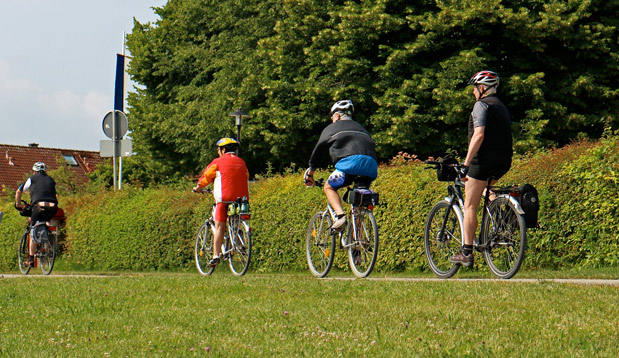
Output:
[1, 268, 618, 357]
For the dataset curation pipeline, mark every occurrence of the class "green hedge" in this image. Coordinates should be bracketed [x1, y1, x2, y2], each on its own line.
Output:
[1, 135, 617, 272]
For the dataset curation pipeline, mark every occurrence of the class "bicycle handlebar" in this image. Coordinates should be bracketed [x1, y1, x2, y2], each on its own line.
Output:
[193, 187, 212, 194]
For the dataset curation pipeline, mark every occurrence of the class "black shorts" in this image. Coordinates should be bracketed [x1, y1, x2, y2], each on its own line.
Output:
[468, 163, 510, 181]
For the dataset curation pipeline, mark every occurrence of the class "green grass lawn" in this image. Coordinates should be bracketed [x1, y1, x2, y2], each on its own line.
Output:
[1, 270, 618, 357]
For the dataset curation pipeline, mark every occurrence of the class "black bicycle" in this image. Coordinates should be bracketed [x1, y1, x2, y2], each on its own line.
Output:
[424, 159, 527, 279]
[17, 201, 58, 275]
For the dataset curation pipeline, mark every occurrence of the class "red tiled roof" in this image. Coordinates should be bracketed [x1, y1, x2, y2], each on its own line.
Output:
[0, 144, 108, 191]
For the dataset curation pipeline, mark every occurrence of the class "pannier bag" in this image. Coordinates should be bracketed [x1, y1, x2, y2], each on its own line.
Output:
[345, 188, 379, 207]
[518, 184, 540, 228]
[437, 155, 459, 182]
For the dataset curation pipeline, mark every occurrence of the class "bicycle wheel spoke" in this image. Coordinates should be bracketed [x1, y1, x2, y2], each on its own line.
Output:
[424, 201, 461, 278]
[482, 197, 527, 279]
[195, 222, 215, 276]
[306, 212, 335, 278]
[348, 210, 378, 278]
[229, 220, 251, 276]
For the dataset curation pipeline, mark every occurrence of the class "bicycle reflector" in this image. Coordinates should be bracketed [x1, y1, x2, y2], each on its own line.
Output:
[240, 214, 251, 220]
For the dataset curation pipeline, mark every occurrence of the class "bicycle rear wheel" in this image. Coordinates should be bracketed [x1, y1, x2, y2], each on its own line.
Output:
[306, 212, 335, 278]
[39, 231, 56, 275]
[195, 221, 216, 276]
[481, 196, 527, 279]
[18, 231, 31, 275]
[424, 201, 462, 278]
[228, 219, 252, 276]
[348, 209, 378, 278]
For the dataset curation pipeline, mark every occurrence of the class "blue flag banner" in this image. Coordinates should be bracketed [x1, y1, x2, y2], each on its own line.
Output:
[114, 54, 125, 111]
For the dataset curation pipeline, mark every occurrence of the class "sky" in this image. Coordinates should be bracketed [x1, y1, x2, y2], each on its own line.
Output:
[0, 0, 167, 151]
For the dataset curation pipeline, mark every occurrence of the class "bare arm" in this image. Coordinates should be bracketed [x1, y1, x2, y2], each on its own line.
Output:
[463, 126, 485, 167]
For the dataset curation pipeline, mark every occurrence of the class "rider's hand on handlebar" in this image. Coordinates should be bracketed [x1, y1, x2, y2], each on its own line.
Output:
[458, 165, 469, 181]
[303, 168, 315, 187]
[14, 203, 24, 210]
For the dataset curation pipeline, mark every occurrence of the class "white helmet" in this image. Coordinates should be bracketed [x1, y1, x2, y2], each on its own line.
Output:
[329, 100, 354, 116]
[467, 70, 499, 87]
[32, 162, 46, 172]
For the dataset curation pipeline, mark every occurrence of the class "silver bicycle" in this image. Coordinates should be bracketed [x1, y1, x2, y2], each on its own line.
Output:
[193, 188, 252, 276]
[306, 178, 379, 278]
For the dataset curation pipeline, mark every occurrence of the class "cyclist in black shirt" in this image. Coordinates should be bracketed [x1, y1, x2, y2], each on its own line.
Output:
[450, 71, 513, 267]
[304, 100, 378, 230]
[15, 162, 58, 267]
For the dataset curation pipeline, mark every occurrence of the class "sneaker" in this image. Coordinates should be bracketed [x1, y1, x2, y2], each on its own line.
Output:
[208, 257, 220, 267]
[331, 216, 347, 231]
[23, 259, 35, 268]
[449, 251, 474, 267]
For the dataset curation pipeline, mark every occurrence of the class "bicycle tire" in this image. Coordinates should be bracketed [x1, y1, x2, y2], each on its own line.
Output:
[228, 219, 252, 276]
[18, 231, 31, 275]
[39, 231, 56, 275]
[481, 196, 527, 279]
[306, 212, 336, 278]
[348, 209, 378, 278]
[424, 201, 462, 278]
[195, 221, 216, 276]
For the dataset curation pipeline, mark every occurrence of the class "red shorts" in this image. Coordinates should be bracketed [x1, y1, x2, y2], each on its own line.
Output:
[213, 202, 229, 222]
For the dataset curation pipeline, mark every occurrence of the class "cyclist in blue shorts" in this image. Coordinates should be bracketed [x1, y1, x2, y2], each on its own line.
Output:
[304, 100, 378, 230]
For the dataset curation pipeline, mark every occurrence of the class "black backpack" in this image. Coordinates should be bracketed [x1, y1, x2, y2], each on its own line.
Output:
[518, 184, 540, 228]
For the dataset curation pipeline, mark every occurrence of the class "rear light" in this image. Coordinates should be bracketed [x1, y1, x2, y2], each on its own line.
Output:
[367, 205, 374, 211]
[241, 214, 251, 220]
[509, 192, 520, 198]
[48, 226, 57, 232]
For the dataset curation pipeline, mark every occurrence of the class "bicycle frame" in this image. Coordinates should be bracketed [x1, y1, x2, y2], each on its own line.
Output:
[439, 177, 524, 250]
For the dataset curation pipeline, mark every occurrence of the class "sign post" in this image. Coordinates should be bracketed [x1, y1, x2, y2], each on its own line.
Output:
[101, 110, 131, 190]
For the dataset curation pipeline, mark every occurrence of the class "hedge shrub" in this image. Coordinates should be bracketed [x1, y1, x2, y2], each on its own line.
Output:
[0, 135, 617, 272]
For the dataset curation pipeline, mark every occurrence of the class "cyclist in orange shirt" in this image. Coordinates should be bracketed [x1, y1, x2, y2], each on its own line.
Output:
[193, 138, 249, 267]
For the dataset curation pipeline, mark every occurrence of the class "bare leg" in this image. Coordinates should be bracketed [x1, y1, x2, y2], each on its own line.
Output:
[213, 220, 226, 257]
[324, 182, 344, 216]
[463, 177, 488, 246]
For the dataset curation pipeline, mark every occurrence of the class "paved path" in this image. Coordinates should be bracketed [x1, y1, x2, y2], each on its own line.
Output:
[2, 273, 618, 286]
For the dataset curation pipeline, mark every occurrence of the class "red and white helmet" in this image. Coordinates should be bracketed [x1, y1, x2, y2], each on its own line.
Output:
[467, 70, 499, 87]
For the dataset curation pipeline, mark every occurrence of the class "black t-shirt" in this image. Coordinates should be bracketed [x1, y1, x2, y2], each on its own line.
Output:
[468, 94, 513, 166]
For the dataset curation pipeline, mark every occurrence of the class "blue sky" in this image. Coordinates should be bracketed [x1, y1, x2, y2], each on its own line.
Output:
[0, 0, 166, 151]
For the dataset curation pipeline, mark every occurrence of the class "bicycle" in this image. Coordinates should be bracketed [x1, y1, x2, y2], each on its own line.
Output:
[305, 178, 379, 278]
[424, 159, 527, 279]
[16, 201, 58, 275]
[193, 188, 252, 276]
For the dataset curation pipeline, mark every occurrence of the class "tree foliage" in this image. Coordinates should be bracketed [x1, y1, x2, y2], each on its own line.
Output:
[126, 0, 618, 182]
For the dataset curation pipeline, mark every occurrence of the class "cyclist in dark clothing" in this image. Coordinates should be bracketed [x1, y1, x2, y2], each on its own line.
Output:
[15, 162, 58, 267]
[450, 70, 513, 267]
[304, 100, 378, 229]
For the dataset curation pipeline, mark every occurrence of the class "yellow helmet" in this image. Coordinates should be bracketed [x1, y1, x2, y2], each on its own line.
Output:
[217, 137, 239, 148]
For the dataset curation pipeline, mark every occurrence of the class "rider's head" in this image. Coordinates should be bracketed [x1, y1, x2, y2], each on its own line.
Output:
[329, 100, 354, 121]
[32, 162, 47, 173]
[216, 137, 239, 154]
[467, 70, 499, 99]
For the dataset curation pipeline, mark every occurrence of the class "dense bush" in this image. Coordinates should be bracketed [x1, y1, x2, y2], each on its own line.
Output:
[0, 135, 617, 272]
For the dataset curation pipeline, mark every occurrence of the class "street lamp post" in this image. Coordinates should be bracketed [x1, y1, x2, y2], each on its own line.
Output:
[229, 109, 249, 154]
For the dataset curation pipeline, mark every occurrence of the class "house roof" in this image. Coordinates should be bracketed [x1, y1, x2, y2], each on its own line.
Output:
[0, 143, 108, 191]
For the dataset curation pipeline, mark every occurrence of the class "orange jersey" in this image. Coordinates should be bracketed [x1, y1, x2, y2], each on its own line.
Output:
[197, 153, 249, 202]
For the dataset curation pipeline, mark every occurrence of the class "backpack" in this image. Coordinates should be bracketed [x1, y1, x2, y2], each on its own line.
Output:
[518, 184, 540, 228]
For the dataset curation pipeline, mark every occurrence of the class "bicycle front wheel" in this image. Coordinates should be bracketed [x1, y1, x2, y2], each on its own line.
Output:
[424, 201, 462, 278]
[18, 231, 31, 275]
[195, 222, 215, 276]
[348, 209, 378, 278]
[39, 232, 56, 275]
[306, 212, 335, 278]
[228, 220, 252, 276]
[481, 196, 527, 279]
